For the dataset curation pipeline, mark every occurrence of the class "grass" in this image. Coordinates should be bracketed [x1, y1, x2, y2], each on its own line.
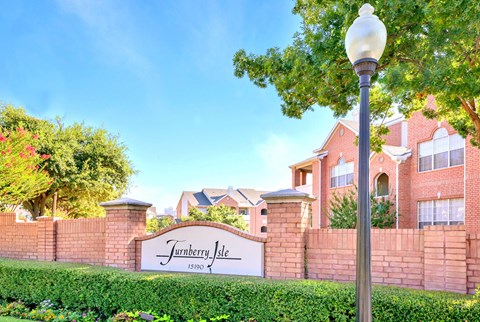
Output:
[0, 317, 26, 322]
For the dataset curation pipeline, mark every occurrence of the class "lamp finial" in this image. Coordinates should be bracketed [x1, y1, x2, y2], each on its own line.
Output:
[359, 3, 374, 16]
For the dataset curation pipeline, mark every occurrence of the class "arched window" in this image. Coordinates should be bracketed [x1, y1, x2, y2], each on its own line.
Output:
[376, 173, 389, 197]
[261, 209, 267, 216]
[418, 127, 464, 172]
[261, 226, 267, 233]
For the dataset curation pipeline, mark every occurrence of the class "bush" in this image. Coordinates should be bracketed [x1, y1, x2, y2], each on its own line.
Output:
[146, 216, 176, 233]
[329, 187, 396, 229]
[182, 205, 248, 231]
[0, 259, 479, 321]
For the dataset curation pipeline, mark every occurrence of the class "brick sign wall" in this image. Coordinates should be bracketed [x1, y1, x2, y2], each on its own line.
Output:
[1, 195, 480, 294]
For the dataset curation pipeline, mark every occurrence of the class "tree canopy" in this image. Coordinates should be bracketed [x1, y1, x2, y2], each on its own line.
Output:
[233, 0, 480, 148]
[0, 105, 135, 219]
[183, 204, 248, 231]
[0, 128, 51, 211]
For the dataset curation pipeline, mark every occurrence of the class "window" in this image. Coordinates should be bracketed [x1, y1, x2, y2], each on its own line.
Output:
[261, 226, 267, 233]
[239, 209, 249, 216]
[261, 209, 267, 216]
[330, 158, 354, 188]
[375, 173, 389, 197]
[418, 198, 464, 228]
[418, 128, 464, 172]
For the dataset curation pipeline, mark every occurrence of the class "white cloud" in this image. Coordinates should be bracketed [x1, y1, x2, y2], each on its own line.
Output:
[56, 0, 151, 77]
[254, 133, 299, 191]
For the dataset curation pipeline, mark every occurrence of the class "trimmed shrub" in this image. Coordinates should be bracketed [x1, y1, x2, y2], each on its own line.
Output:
[0, 259, 479, 321]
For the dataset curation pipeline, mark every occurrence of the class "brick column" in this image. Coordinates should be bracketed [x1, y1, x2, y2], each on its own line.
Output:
[100, 198, 151, 271]
[465, 142, 480, 233]
[261, 189, 315, 279]
[424, 226, 466, 293]
[37, 216, 56, 261]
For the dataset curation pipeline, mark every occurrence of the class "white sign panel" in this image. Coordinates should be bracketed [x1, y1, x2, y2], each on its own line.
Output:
[140, 226, 264, 277]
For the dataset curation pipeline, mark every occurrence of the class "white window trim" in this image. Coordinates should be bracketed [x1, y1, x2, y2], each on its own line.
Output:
[418, 130, 464, 173]
[330, 160, 354, 189]
[417, 198, 465, 228]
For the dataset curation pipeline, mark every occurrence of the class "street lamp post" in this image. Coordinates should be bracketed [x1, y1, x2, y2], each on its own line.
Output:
[345, 4, 387, 322]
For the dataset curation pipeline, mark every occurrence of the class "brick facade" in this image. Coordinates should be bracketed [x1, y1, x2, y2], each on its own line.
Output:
[291, 104, 478, 232]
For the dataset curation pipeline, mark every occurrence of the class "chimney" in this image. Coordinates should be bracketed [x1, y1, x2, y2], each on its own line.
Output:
[227, 186, 234, 196]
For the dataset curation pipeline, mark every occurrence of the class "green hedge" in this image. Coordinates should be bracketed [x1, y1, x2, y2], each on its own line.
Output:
[0, 259, 479, 321]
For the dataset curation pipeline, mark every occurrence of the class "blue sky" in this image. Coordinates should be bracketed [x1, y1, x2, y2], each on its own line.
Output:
[0, 0, 336, 212]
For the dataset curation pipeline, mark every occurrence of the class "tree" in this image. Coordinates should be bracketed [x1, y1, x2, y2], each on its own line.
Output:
[146, 216, 176, 233]
[0, 105, 135, 219]
[182, 204, 248, 231]
[0, 128, 51, 211]
[233, 0, 480, 148]
[328, 187, 396, 229]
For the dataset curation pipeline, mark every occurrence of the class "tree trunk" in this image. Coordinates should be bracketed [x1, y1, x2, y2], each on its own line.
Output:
[459, 97, 480, 146]
[23, 192, 50, 220]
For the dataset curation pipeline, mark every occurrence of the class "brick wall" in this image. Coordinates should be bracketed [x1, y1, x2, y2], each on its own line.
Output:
[467, 233, 480, 294]
[0, 213, 38, 260]
[424, 226, 466, 293]
[56, 218, 105, 265]
[0, 198, 150, 271]
[384, 121, 402, 146]
[264, 195, 480, 294]
[307, 228, 424, 289]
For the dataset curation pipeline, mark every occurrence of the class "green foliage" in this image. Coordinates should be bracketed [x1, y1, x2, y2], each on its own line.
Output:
[329, 187, 396, 229]
[0, 128, 51, 211]
[183, 205, 248, 231]
[328, 189, 357, 229]
[233, 0, 480, 148]
[0, 105, 135, 219]
[371, 196, 397, 229]
[0, 299, 228, 322]
[146, 217, 176, 233]
[0, 259, 479, 321]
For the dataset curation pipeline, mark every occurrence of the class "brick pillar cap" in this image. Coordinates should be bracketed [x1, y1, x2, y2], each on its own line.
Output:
[261, 189, 316, 203]
[100, 198, 152, 209]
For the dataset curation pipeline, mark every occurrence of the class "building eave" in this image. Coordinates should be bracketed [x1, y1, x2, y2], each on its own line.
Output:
[313, 119, 359, 154]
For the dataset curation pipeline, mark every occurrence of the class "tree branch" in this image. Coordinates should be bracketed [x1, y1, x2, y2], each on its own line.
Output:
[459, 97, 480, 144]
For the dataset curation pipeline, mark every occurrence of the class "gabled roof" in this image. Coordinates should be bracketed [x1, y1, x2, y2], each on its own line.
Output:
[238, 188, 271, 206]
[190, 188, 268, 207]
[313, 119, 359, 154]
[182, 191, 212, 207]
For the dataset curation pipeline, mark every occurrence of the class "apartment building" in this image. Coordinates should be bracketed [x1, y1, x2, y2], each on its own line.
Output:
[176, 186, 269, 236]
[290, 96, 480, 232]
